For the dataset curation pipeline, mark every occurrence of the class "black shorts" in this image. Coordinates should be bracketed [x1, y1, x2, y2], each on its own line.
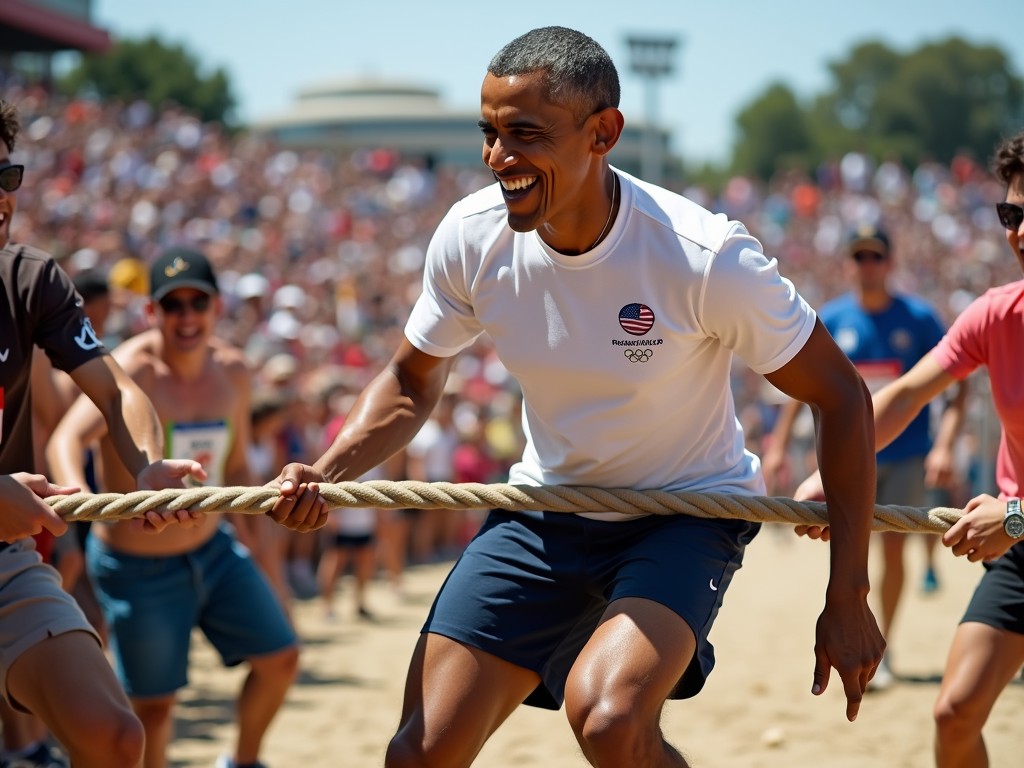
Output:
[423, 508, 759, 710]
[331, 532, 374, 550]
[960, 541, 1024, 635]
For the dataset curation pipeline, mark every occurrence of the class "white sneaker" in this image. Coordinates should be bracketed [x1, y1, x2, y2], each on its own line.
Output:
[868, 656, 895, 692]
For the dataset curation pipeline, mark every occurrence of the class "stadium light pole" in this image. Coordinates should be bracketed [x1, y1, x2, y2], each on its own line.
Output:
[625, 34, 679, 185]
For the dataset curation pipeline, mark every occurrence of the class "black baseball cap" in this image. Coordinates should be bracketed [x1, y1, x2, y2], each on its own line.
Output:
[847, 224, 891, 256]
[149, 247, 219, 301]
[72, 269, 110, 303]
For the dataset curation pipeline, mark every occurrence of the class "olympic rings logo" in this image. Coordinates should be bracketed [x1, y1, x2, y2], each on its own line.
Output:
[624, 349, 653, 363]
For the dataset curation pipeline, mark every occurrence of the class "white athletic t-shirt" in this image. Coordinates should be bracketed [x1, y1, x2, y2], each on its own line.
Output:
[406, 170, 815, 515]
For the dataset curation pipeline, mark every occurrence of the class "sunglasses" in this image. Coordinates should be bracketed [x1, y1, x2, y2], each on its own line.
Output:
[158, 294, 212, 315]
[851, 250, 888, 263]
[996, 202, 1024, 231]
[0, 164, 24, 193]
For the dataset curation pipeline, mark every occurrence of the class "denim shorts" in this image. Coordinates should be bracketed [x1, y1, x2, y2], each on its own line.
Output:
[423, 509, 759, 709]
[86, 523, 296, 697]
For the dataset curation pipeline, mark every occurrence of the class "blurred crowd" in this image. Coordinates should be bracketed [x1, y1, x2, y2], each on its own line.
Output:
[6, 82, 1017, 618]
[698, 148, 1015, 504]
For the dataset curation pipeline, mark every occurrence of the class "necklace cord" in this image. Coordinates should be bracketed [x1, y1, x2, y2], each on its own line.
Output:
[589, 173, 618, 251]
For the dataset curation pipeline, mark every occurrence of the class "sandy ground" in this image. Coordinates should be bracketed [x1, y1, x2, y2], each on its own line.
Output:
[167, 526, 1023, 767]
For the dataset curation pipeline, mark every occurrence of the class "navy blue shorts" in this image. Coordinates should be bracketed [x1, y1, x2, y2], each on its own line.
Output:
[331, 532, 375, 549]
[423, 509, 759, 709]
[961, 540, 1024, 636]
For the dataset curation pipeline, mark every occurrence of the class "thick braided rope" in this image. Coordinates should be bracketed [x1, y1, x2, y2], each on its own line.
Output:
[42, 480, 961, 533]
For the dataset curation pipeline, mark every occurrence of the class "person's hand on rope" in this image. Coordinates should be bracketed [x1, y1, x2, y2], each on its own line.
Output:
[132, 460, 209, 533]
[0, 473, 77, 542]
[792, 470, 830, 541]
[943, 493, 1016, 562]
[267, 463, 330, 533]
[812, 592, 885, 722]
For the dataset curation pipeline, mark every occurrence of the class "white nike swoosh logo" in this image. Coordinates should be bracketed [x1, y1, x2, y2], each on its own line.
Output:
[709, 579, 719, 591]
[0, 349, 8, 362]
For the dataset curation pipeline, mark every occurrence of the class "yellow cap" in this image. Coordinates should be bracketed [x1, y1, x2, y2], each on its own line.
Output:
[108, 258, 149, 296]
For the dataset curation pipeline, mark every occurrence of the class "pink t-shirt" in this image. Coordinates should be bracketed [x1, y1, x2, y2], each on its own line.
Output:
[931, 281, 1024, 499]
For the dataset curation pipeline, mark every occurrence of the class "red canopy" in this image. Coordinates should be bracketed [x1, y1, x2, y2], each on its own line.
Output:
[0, 0, 111, 53]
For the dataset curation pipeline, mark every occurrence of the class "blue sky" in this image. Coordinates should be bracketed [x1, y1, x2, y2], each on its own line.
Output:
[91, 0, 1023, 164]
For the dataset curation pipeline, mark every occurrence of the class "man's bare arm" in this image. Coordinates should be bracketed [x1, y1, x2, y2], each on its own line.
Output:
[765, 319, 884, 722]
[269, 340, 453, 531]
[66, 355, 163, 480]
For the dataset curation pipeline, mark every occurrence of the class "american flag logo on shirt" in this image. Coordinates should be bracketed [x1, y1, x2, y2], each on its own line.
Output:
[618, 303, 655, 336]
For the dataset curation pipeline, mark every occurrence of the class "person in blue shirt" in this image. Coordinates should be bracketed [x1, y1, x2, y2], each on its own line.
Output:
[763, 224, 966, 690]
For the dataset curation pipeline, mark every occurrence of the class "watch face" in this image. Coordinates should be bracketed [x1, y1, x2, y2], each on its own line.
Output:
[1006, 514, 1024, 539]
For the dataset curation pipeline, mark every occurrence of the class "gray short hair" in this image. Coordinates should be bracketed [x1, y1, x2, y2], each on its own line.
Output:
[488, 26, 620, 124]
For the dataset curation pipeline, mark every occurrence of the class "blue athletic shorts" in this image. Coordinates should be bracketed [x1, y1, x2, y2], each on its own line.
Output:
[85, 524, 297, 698]
[960, 540, 1024, 636]
[423, 509, 760, 709]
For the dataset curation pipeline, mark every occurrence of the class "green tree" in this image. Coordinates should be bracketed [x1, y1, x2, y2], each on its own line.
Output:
[817, 37, 1023, 166]
[58, 35, 236, 125]
[727, 37, 1024, 181]
[731, 82, 812, 180]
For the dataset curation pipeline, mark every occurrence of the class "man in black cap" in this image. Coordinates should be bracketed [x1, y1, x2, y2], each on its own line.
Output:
[49, 247, 299, 768]
[763, 223, 966, 690]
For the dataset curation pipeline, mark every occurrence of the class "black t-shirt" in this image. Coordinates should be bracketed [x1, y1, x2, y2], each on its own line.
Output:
[0, 243, 107, 473]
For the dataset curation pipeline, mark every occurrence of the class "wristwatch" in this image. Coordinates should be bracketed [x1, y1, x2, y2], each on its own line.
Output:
[1004, 498, 1024, 539]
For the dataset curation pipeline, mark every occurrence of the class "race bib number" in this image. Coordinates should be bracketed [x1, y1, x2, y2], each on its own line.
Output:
[167, 420, 230, 486]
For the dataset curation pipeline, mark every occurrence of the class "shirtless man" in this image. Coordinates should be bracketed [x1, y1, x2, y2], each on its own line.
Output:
[48, 247, 299, 768]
